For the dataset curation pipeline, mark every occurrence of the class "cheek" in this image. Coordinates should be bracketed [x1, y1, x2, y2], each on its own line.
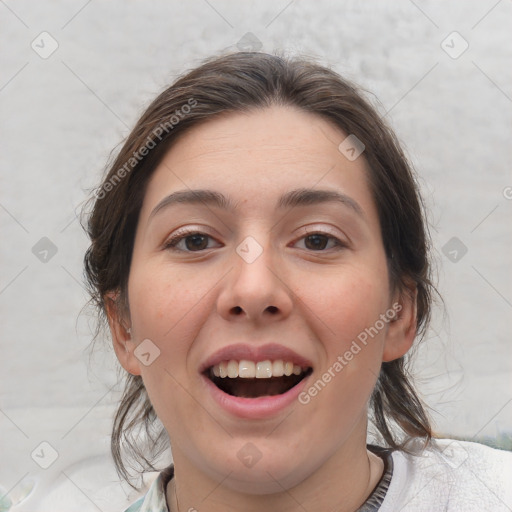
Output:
[299, 263, 390, 346]
[127, 259, 222, 386]
[294, 263, 389, 408]
[308, 261, 391, 399]
[128, 260, 202, 335]
[126, 262, 213, 425]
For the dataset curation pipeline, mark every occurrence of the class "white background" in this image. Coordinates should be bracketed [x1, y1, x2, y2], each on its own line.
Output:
[1, 0, 511, 509]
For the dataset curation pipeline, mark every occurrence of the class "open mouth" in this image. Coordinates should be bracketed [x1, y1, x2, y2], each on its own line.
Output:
[205, 360, 313, 398]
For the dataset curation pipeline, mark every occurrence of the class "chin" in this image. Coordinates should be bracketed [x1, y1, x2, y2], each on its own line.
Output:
[197, 447, 315, 495]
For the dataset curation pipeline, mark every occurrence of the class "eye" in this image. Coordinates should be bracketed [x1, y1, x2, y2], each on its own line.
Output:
[163, 230, 221, 252]
[293, 231, 346, 251]
[163, 229, 347, 253]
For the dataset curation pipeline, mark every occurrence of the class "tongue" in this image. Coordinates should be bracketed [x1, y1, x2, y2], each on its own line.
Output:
[217, 376, 302, 398]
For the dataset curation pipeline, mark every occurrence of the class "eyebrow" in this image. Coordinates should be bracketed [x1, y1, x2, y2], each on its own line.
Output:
[148, 188, 365, 222]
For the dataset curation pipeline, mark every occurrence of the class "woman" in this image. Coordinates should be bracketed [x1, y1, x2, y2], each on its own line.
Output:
[83, 52, 512, 511]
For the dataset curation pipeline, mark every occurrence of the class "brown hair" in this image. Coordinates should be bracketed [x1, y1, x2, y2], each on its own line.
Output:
[82, 51, 436, 486]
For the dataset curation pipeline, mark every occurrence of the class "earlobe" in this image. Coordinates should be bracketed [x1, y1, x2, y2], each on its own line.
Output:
[382, 284, 418, 362]
[104, 291, 141, 376]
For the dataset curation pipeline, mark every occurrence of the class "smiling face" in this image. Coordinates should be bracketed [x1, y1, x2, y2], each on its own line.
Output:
[107, 106, 416, 497]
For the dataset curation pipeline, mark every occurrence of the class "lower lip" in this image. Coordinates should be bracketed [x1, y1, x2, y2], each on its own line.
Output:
[201, 373, 310, 420]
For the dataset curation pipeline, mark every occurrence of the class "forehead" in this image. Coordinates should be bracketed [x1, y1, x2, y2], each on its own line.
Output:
[165, 106, 344, 169]
[139, 106, 376, 221]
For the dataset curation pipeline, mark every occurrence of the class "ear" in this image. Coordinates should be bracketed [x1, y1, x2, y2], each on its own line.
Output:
[104, 291, 141, 376]
[382, 282, 418, 362]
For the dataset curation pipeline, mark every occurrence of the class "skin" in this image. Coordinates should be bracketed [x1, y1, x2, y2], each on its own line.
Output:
[106, 106, 417, 512]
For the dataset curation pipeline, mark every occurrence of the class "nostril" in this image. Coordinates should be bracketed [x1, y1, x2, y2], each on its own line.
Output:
[230, 305, 277, 315]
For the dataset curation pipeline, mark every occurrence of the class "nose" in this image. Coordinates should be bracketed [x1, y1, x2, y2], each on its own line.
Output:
[215, 235, 293, 324]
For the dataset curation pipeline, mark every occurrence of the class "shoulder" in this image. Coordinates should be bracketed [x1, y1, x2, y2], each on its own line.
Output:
[379, 438, 512, 512]
[123, 496, 145, 512]
[122, 466, 174, 512]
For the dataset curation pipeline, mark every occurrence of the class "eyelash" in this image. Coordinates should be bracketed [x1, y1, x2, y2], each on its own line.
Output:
[163, 229, 347, 253]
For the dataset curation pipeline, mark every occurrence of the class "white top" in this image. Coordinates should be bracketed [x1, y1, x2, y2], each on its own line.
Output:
[124, 438, 512, 511]
[380, 438, 512, 511]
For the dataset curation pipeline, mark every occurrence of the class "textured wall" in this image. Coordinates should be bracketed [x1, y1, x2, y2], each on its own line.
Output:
[1, 0, 511, 509]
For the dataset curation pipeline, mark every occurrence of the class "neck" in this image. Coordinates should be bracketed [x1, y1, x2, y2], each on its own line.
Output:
[166, 429, 384, 512]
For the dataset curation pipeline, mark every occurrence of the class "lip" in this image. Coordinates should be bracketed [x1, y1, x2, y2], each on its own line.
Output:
[201, 370, 312, 420]
[199, 343, 313, 420]
[199, 343, 313, 373]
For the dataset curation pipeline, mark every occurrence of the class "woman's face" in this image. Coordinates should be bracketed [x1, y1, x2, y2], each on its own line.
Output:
[113, 106, 414, 493]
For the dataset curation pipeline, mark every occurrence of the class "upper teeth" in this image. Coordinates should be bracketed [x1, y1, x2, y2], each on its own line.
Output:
[211, 360, 304, 379]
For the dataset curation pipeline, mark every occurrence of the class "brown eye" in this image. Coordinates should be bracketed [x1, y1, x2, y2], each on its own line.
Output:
[183, 234, 210, 251]
[304, 234, 329, 250]
[164, 232, 220, 252]
[294, 232, 345, 251]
